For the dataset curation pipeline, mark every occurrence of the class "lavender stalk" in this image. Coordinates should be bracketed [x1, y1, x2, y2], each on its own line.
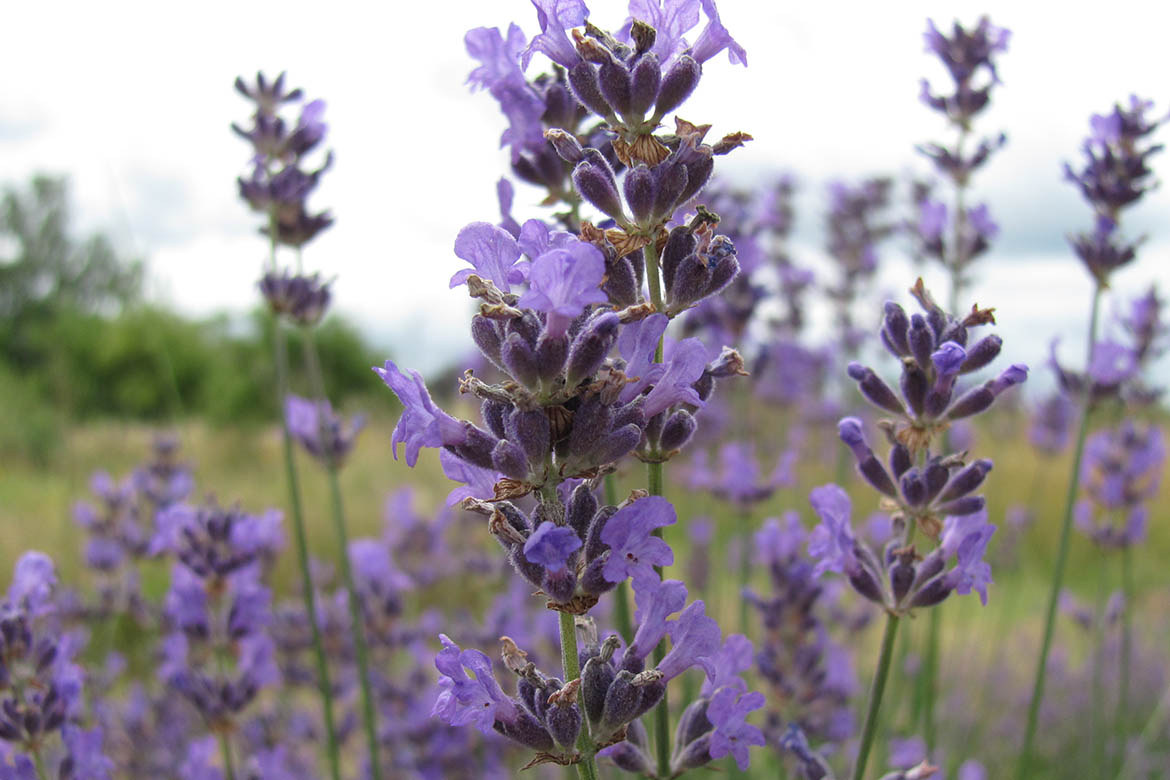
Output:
[301, 329, 383, 779]
[852, 614, 900, 780]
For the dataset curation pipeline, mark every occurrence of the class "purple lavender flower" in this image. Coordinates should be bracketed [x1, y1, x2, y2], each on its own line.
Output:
[433, 635, 520, 734]
[524, 521, 582, 572]
[450, 221, 526, 292]
[807, 485, 859, 578]
[691, 0, 748, 65]
[516, 242, 608, 336]
[284, 395, 365, 465]
[600, 496, 676, 587]
[374, 361, 472, 466]
[1076, 420, 1165, 548]
[522, 0, 589, 69]
[938, 511, 996, 604]
[706, 687, 766, 769]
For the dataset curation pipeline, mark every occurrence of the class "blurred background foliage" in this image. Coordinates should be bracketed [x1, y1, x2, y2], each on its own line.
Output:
[0, 174, 388, 464]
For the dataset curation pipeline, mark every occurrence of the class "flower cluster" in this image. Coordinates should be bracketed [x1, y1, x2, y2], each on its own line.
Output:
[1075, 420, 1166, 548]
[807, 484, 996, 612]
[744, 515, 856, 749]
[824, 178, 893, 351]
[919, 16, 1010, 130]
[152, 500, 282, 739]
[234, 71, 334, 322]
[845, 281, 1026, 455]
[284, 395, 366, 465]
[1064, 96, 1164, 285]
[0, 553, 112, 778]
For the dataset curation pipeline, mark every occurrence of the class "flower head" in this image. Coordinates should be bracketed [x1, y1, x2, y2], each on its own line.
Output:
[600, 496, 676, 587]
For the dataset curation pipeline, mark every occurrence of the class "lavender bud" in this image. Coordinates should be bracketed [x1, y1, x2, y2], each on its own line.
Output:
[673, 733, 714, 772]
[669, 252, 713, 307]
[495, 709, 555, 751]
[653, 163, 689, 220]
[938, 459, 993, 502]
[536, 332, 569, 383]
[654, 55, 701, 117]
[848, 363, 907, 415]
[678, 151, 714, 204]
[605, 740, 655, 774]
[909, 314, 935, 370]
[692, 371, 716, 402]
[596, 424, 642, 465]
[960, 335, 1003, 373]
[628, 53, 662, 116]
[568, 396, 610, 460]
[910, 574, 953, 608]
[567, 483, 599, 539]
[543, 568, 577, 603]
[573, 159, 625, 220]
[517, 677, 540, 714]
[569, 62, 612, 118]
[546, 701, 582, 748]
[935, 495, 986, 516]
[890, 444, 912, 479]
[506, 409, 550, 463]
[581, 656, 616, 725]
[600, 671, 642, 733]
[545, 128, 585, 164]
[628, 679, 666, 720]
[471, 315, 504, 368]
[947, 385, 994, 419]
[883, 302, 911, 355]
[599, 60, 632, 116]
[990, 364, 1029, 395]
[849, 564, 887, 605]
[452, 425, 498, 470]
[913, 549, 946, 588]
[676, 699, 712, 747]
[624, 164, 657, 224]
[508, 310, 542, 345]
[604, 256, 640, 306]
[482, 399, 508, 439]
[706, 240, 739, 295]
[492, 439, 530, 481]
[890, 553, 916, 602]
[502, 332, 540, 389]
[584, 505, 618, 561]
[659, 409, 697, 451]
[901, 361, 929, 416]
[900, 469, 928, 507]
[580, 555, 616, 594]
[661, 226, 697, 293]
[924, 384, 954, 418]
[923, 461, 950, 503]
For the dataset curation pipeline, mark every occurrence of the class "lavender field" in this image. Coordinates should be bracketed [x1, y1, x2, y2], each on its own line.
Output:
[0, 2, 1167, 779]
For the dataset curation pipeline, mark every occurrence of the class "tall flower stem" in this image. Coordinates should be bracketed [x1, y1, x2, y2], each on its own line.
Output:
[605, 474, 634, 644]
[642, 241, 672, 779]
[558, 610, 601, 780]
[267, 231, 342, 780]
[1116, 543, 1134, 773]
[218, 732, 238, 780]
[301, 329, 383, 780]
[1017, 282, 1104, 779]
[851, 613, 901, 780]
[1092, 549, 1108, 777]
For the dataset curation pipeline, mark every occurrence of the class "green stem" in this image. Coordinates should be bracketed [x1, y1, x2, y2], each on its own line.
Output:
[559, 611, 601, 780]
[606, 474, 635, 644]
[1092, 548, 1108, 777]
[737, 508, 751, 636]
[852, 613, 901, 780]
[1116, 544, 1133, 773]
[648, 455, 670, 779]
[218, 732, 238, 780]
[1017, 282, 1104, 779]
[301, 330, 383, 780]
[922, 608, 939, 751]
[268, 239, 342, 780]
[30, 747, 49, 780]
[643, 242, 665, 314]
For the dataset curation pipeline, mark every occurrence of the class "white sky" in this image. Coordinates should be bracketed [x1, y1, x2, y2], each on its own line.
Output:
[2, 0, 1168, 378]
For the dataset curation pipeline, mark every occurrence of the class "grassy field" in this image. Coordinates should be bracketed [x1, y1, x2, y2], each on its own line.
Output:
[2, 409, 1167, 776]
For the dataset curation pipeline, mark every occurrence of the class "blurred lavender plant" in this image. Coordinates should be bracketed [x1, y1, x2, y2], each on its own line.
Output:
[916, 16, 1009, 306]
[824, 178, 894, 353]
[814, 280, 1025, 780]
[1018, 95, 1164, 779]
[0, 553, 113, 778]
